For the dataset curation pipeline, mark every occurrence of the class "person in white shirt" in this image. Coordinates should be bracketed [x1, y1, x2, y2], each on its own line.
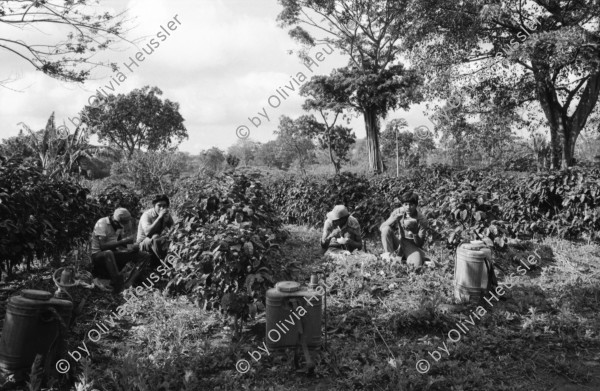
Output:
[136, 195, 174, 266]
[90, 208, 151, 293]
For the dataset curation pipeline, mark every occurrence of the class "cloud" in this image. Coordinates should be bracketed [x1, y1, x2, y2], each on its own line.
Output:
[0, 0, 429, 153]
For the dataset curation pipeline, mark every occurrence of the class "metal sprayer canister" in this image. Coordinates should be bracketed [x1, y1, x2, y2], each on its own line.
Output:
[0, 290, 72, 373]
[454, 241, 493, 304]
[265, 281, 322, 350]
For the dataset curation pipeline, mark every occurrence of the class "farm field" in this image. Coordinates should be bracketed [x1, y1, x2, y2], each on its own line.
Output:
[2, 224, 600, 391]
[1, 0, 600, 390]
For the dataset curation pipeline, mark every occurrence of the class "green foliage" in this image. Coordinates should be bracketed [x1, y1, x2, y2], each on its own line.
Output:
[274, 115, 317, 174]
[166, 170, 290, 314]
[110, 150, 188, 195]
[278, 1, 424, 172]
[81, 86, 188, 157]
[266, 167, 600, 248]
[407, 0, 600, 168]
[227, 139, 257, 167]
[225, 153, 240, 168]
[198, 147, 226, 175]
[0, 157, 99, 271]
[380, 119, 436, 169]
[94, 183, 142, 219]
[17, 112, 101, 179]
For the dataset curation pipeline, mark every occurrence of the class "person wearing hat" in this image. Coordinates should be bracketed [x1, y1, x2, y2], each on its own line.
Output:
[90, 208, 151, 293]
[321, 205, 362, 254]
[380, 191, 429, 267]
[136, 194, 175, 266]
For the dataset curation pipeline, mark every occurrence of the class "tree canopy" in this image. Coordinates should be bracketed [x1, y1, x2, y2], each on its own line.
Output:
[278, 0, 423, 173]
[406, 0, 600, 169]
[274, 115, 317, 174]
[81, 86, 187, 157]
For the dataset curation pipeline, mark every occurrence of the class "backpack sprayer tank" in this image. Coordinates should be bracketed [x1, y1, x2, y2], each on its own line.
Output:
[454, 240, 494, 304]
[265, 276, 324, 370]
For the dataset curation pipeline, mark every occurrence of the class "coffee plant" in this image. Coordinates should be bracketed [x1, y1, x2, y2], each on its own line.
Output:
[0, 157, 99, 276]
[95, 183, 142, 219]
[165, 170, 291, 315]
[265, 166, 600, 249]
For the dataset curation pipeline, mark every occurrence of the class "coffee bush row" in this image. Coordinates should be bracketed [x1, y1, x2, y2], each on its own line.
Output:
[265, 166, 600, 249]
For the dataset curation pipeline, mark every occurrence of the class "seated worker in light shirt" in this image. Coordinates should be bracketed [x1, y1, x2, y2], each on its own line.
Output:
[320, 205, 362, 254]
[380, 191, 429, 267]
[90, 208, 151, 293]
[136, 194, 175, 267]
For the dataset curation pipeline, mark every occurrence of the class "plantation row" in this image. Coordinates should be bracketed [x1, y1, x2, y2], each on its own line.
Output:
[2, 156, 599, 313]
[267, 165, 600, 249]
[0, 157, 142, 276]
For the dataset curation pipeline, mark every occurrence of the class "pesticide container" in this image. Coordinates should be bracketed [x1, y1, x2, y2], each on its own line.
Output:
[265, 281, 322, 350]
[454, 241, 493, 304]
[0, 290, 72, 373]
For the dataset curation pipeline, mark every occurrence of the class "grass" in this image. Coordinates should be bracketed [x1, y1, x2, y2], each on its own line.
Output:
[1, 226, 600, 390]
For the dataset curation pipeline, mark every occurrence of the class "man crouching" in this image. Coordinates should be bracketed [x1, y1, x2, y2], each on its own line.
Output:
[380, 192, 428, 267]
[136, 194, 174, 267]
[321, 205, 363, 254]
[90, 208, 151, 293]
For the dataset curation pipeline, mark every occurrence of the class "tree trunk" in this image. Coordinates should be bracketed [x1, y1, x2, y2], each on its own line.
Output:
[327, 133, 340, 175]
[533, 63, 600, 169]
[363, 109, 384, 173]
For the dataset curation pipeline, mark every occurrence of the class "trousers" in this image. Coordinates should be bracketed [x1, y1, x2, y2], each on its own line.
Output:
[381, 226, 425, 266]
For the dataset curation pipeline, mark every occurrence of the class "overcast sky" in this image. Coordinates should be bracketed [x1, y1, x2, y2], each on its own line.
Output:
[0, 0, 432, 154]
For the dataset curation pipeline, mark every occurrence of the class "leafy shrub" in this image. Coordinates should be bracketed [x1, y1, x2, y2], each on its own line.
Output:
[165, 170, 290, 313]
[0, 157, 99, 274]
[265, 166, 600, 248]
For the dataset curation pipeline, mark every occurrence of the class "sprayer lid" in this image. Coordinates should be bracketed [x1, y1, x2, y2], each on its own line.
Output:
[21, 290, 52, 301]
[276, 281, 301, 292]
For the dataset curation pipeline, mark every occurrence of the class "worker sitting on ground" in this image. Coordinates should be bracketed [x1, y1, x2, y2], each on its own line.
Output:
[136, 194, 174, 267]
[90, 208, 151, 293]
[320, 205, 363, 254]
[380, 191, 429, 267]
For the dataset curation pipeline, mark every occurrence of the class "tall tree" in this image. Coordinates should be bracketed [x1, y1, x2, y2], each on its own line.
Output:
[81, 86, 187, 157]
[406, 0, 600, 169]
[254, 141, 281, 169]
[227, 139, 258, 166]
[0, 0, 128, 83]
[274, 116, 317, 175]
[300, 79, 356, 174]
[0, 130, 35, 160]
[380, 119, 413, 169]
[278, 0, 422, 173]
[199, 147, 226, 175]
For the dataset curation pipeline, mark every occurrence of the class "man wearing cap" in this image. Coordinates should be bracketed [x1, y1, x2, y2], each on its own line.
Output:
[136, 194, 175, 266]
[90, 208, 151, 293]
[380, 191, 429, 267]
[321, 205, 362, 254]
